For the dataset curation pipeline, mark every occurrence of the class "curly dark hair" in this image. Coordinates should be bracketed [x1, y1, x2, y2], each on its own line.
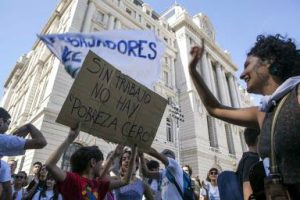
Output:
[70, 145, 103, 173]
[0, 107, 11, 120]
[247, 34, 300, 81]
[146, 160, 159, 171]
[244, 128, 259, 146]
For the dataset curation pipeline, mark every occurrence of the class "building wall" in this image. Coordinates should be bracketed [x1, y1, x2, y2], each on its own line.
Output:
[1, 0, 253, 180]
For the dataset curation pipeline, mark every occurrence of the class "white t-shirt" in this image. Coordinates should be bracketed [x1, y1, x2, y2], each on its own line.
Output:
[32, 190, 63, 200]
[12, 187, 26, 200]
[0, 160, 11, 182]
[0, 134, 25, 156]
[200, 182, 220, 200]
[160, 157, 183, 200]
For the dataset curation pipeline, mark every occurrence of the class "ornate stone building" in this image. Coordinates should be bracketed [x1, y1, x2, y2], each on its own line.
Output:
[1, 0, 253, 179]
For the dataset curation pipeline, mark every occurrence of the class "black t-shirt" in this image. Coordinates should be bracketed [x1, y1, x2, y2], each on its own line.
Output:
[236, 151, 259, 188]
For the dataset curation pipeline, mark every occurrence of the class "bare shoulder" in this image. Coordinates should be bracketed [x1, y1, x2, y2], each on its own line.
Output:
[257, 110, 266, 129]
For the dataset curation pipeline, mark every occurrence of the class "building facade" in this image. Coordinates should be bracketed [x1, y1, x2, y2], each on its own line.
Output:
[1, 0, 252, 179]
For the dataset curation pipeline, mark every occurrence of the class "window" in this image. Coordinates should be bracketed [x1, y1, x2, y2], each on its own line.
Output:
[163, 37, 168, 43]
[146, 23, 151, 29]
[207, 116, 218, 148]
[239, 130, 247, 152]
[225, 124, 236, 156]
[61, 142, 83, 172]
[95, 11, 104, 23]
[166, 117, 173, 142]
[212, 64, 220, 100]
[126, 8, 132, 15]
[163, 71, 169, 86]
[165, 57, 169, 65]
[113, 18, 118, 29]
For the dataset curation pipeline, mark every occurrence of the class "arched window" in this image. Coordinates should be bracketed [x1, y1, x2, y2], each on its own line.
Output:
[166, 117, 173, 142]
[61, 142, 83, 172]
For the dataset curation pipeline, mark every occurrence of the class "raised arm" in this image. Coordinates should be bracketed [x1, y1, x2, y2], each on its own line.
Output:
[147, 147, 169, 166]
[139, 152, 160, 180]
[109, 145, 137, 190]
[189, 44, 261, 129]
[12, 123, 47, 149]
[99, 144, 123, 179]
[45, 123, 80, 182]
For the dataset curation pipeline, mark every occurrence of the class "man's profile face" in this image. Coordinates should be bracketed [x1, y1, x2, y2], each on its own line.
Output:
[8, 160, 17, 173]
[0, 118, 10, 133]
[32, 164, 42, 175]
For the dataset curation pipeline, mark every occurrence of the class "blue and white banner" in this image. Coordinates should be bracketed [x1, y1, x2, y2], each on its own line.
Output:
[38, 30, 165, 89]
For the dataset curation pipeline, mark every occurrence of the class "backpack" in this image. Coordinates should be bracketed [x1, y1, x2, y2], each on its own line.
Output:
[166, 169, 195, 200]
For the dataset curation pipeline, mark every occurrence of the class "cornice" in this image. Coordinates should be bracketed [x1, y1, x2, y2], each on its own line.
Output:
[170, 13, 238, 71]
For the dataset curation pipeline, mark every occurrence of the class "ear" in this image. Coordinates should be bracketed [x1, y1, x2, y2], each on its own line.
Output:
[90, 158, 96, 168]
[269, 64, 279, 76]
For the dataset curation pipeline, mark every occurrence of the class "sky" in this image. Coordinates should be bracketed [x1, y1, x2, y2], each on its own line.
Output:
[1, 0, 300, 103]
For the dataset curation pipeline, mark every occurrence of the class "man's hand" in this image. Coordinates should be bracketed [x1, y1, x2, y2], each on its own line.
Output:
[190, 45, 204, 62]
[113, 144, 124, 158]
[12, 124, 30, 137]
[189, 39, 205, 72]
[67, 123, 81, 142]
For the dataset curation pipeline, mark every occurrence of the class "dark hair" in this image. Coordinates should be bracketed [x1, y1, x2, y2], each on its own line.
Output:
[247, 34, 300, 81]
[70, 146, 103, 173]
[18, 171, 27, 179]
[119, 149, 132, 168]
[206, 168, 219, 182]
[119, 149, 139, 171]
[161, 149, 176, 160]
[146, 160, 159, 171]
[183, 164, 193, 176]
[244, 128, 259, 146]
[18, 171, 28, 186]
[33, 161, 42, 167]
[38, 172, 60, 200]
[0, 107, 11, 120]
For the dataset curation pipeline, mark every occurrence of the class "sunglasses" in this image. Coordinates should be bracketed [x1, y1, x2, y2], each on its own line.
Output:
[15, 175, 25, 179]
[209, 171, 218, 175]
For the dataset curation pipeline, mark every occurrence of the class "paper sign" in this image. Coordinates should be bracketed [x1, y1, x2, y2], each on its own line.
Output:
[56, 51, 167, 150]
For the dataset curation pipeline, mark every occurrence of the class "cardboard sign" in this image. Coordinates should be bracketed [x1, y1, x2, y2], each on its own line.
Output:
[56, 51, 167, 150]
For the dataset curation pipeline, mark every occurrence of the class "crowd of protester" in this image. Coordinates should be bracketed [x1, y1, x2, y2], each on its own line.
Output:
[1, 33, 300, 199]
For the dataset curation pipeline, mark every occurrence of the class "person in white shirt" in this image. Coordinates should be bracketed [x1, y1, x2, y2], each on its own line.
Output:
[12, 171, 28, 200]
[0, 107, 47, 199]
[200, 168, 220, 200]
[140, 148, 183, 200]
[32, 173, 63, 200]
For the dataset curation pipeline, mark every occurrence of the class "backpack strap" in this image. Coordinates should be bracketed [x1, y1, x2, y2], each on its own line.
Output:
[270, 92, 291, 174]
[165, 168, 184, 199]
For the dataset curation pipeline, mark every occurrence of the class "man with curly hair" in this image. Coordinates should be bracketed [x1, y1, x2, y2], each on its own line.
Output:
[189, 34, 300, 199]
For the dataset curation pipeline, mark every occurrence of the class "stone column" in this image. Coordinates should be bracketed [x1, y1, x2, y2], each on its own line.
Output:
[201, 52, 212, 91]
[228, 74, 239, 107]
[82, 0, 96, 32]
[207, 56, 217, 97]
[108, 15, 115, 30]
[103, 14, 109, 27]
[171, 57, 176, 89]
[215, 63, 227, 104]
[115, 19, 121, 29]
[234, 77, 242, 107]
[222, 71, 232, 106]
